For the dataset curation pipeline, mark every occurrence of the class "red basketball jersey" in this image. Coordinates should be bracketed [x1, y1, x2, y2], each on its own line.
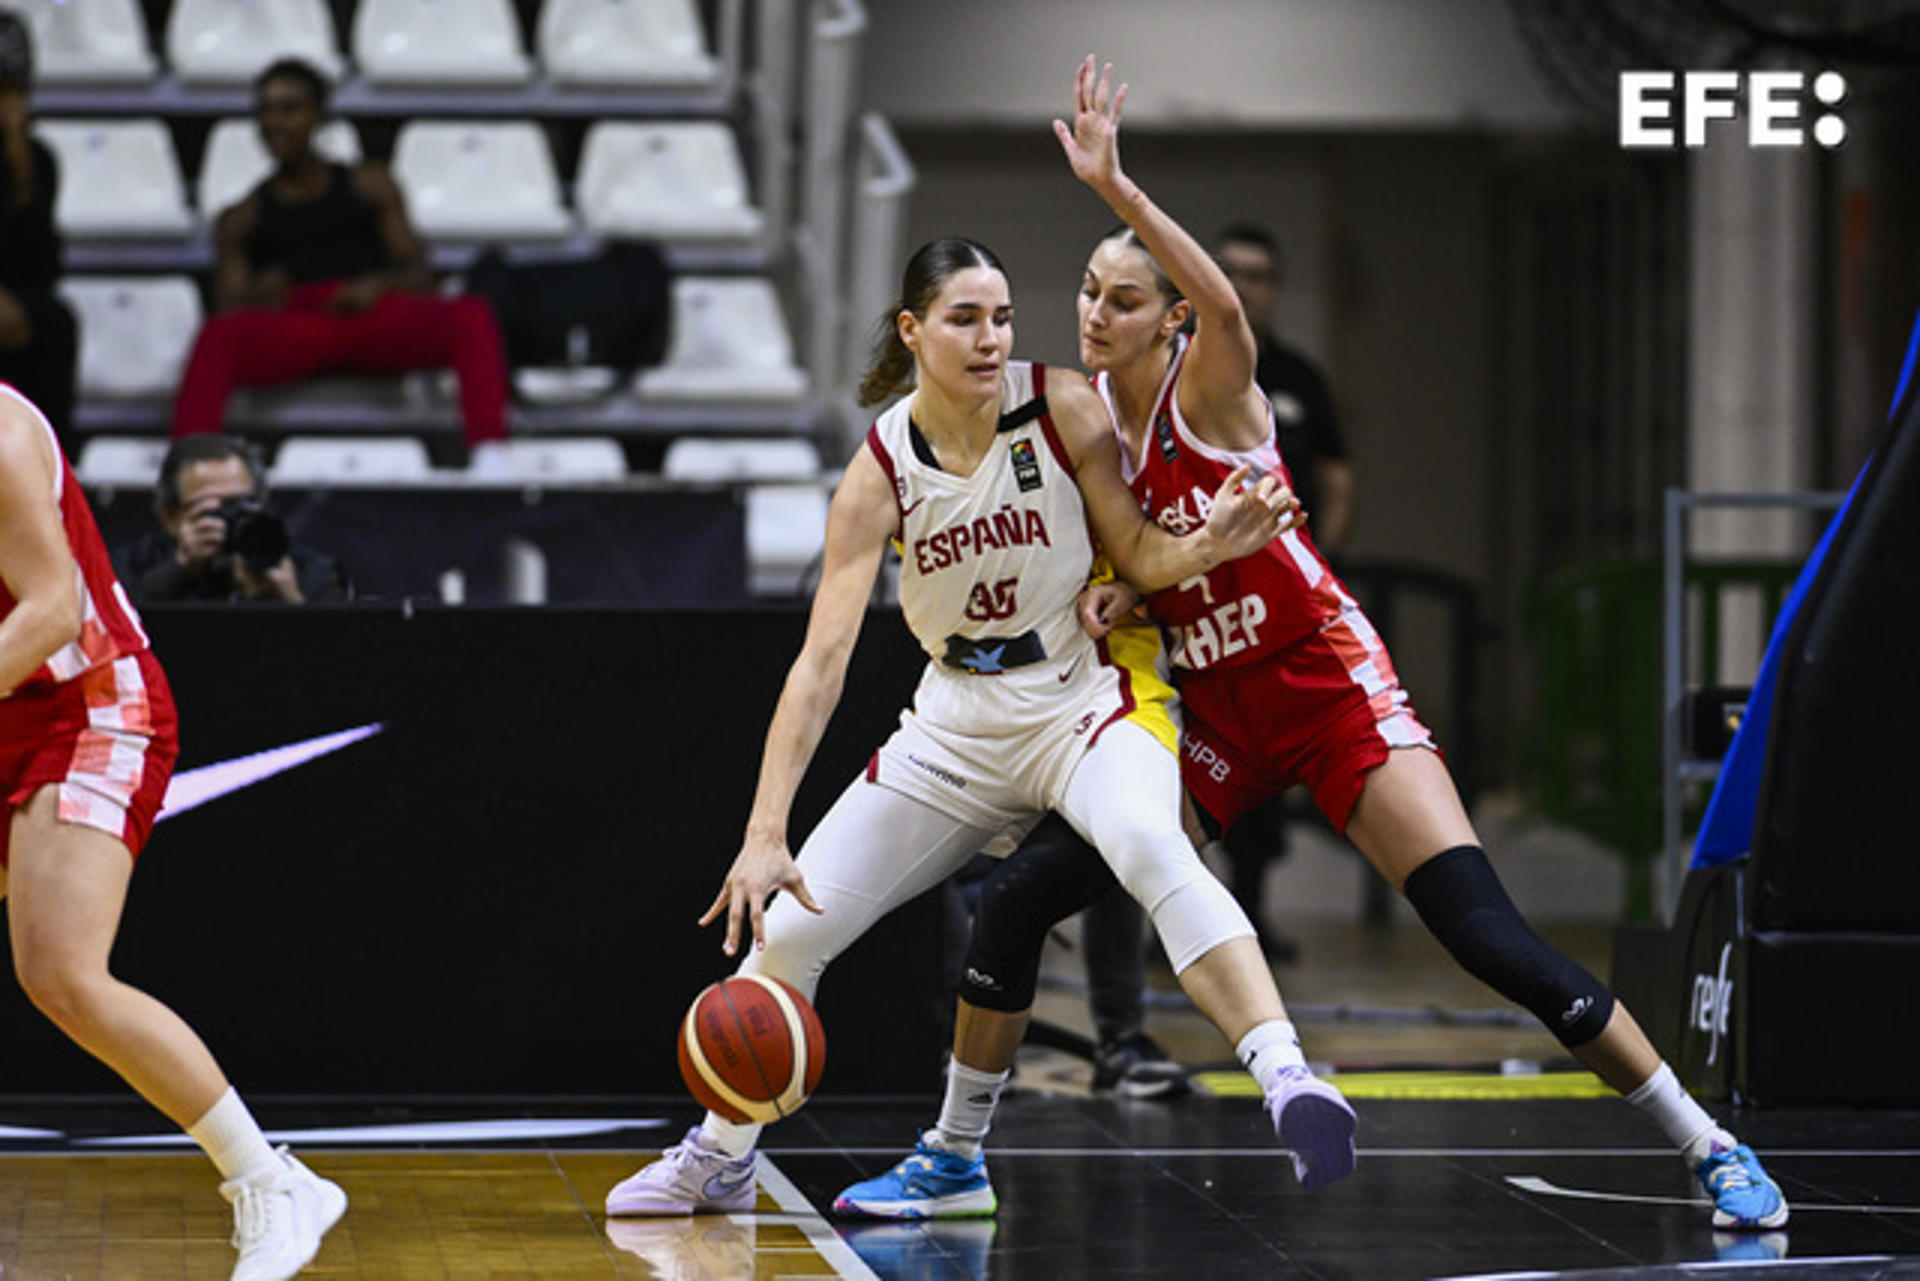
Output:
[1097, 338, 1351, 673]
[0, 384, 152, 694]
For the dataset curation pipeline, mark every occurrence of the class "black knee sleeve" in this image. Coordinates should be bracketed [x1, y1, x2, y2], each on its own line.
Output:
[1401, 845, 1615, 1047]
[960, 817, 1117, 1014]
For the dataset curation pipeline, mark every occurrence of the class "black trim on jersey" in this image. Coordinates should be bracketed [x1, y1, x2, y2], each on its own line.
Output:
[907, 416, 941, 470]
[999, 397, 1047, 433]
[907, 395, 1048, 469]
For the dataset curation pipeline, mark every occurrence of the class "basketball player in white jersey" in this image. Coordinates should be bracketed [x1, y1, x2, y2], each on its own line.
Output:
[608, 236, 1359, 1218]
[0, 384, 346, 1279]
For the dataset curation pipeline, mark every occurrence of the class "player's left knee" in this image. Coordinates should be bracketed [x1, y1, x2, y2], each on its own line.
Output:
[1403, 845, 1614, 1047]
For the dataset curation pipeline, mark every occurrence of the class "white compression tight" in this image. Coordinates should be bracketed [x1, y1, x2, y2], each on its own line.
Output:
[1055, 719, 1256, 974]
[701, 722, 1252, 1153]
[704, 778, 994, 1153]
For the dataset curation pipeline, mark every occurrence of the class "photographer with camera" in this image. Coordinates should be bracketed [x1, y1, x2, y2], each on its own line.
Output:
[117, 435, 350, 604]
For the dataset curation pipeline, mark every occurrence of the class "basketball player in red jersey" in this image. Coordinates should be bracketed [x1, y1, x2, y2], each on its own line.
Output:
[844, 56, 1787, 1232]
[0, 384, 345, 1279]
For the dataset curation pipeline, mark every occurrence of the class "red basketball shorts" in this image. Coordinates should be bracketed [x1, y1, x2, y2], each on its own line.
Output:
[1175, 604, 1434, 836]
[0, 650, 179, 867]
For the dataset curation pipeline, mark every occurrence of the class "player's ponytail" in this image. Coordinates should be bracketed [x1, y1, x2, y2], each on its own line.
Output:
[857, 237, 1008, 407]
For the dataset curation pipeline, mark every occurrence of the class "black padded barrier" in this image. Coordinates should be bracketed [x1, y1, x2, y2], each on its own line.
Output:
[0, 604, 947, 1098]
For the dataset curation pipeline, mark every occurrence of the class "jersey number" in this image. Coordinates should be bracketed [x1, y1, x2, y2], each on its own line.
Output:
[964, 577, 1020, 622]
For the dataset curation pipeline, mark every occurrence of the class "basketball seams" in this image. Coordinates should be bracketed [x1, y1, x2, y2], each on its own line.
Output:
[678, 975, 825, 1124]
[738, 974, 808, 1114]
[721, 977, 791, 1116]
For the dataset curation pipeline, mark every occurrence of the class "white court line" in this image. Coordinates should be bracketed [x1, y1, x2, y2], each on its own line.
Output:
[1441, 1263, 1894, 1281]
[0, 1126, 63, 1140]
[754, 1155, 880, 1280]
[75, 1118, 668, 1147]
[764, 1146, 1920, 1160]
[1510, 1175, 1920, 1216]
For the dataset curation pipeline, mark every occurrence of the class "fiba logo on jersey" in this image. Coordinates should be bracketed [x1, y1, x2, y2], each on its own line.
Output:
[1009, 439, 1042, 492]
[1620, 69, 1843, 148]
[1619, 70, 1847, 149]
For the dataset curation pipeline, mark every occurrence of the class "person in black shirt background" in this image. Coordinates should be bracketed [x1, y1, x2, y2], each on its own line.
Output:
[0, 8, 78, 454]
[169, 57, 509, 457]
[1211, 223, 1359, 961]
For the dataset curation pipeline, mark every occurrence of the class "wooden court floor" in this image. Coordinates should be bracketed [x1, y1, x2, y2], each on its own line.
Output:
[3, 924, 1918, 1278]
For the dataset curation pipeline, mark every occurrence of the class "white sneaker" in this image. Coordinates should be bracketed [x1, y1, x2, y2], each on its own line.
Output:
[1266, 1065, 1358, 1190]
[607, 1127, 757, 1216]
[221, 1147, 348, 1281]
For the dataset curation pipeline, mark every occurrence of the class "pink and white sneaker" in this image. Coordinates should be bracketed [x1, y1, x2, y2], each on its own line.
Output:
[606, 1127, 757, 1216]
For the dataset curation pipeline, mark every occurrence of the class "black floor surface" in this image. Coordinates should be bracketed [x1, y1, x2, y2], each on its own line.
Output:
[3, 1091, 1918, 1278]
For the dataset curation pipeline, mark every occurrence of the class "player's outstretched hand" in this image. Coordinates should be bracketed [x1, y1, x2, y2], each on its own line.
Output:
[1204, 464, 1302, 562]
[701, 834, 823, 957]
[1053, 54, 1129, 202]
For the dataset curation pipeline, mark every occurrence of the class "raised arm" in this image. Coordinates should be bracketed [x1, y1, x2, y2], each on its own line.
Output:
[701, 445, 899, 954]
[1047, 372, 1293, 593]
[0, 401, 81, 697]
[1054, 55, 1271, 449]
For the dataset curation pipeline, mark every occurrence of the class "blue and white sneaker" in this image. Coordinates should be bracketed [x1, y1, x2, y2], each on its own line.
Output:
[606, 1127, 757, 1216]
[1694, 1143, 1789, 1229]
[1266, 1065, 1357, 1191]
[833, 1132, 997, 1219]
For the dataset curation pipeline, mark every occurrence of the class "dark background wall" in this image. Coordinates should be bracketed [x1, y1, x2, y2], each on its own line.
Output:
[0, 605, 949, 1099]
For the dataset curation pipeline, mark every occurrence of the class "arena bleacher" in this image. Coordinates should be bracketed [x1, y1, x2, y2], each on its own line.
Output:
[20, 0, 911, 603]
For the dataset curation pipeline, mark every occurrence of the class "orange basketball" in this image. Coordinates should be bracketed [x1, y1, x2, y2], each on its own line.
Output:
[677, 975, 826, 1124]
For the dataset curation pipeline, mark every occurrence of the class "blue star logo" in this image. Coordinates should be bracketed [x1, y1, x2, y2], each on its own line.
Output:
[960, 644, 1008, 674]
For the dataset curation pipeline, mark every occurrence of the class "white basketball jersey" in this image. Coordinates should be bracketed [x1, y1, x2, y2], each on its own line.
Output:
[865, 361, 1098, 671]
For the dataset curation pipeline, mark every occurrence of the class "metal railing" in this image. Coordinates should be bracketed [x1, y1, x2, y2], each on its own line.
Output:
[1659, 487, 1846, 922]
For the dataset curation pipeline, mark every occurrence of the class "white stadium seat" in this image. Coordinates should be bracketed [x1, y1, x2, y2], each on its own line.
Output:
[58, 275, 203, 399]
[660, 436, 820, 483]
[538, 0, 718, 89]
[391, 121, 573, 241]
[270, 436, 434, 484]
[468, 437, 627, 482]
[12, 0, 157, 84]
[35, 119, 194, 238]
[353, 0, 532, 87]
[74, 436, 172, 489]
[574, 121, 762, 243]
[196, 116, 363, 218]
[746, 484, 830, 597]
[636, 278, 808, 402]
[165, 0, 345, 86]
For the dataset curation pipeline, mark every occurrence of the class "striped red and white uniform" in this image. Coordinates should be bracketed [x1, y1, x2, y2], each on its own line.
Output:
[1099, 337, 1432, 833]
[0, 383, 178, 863]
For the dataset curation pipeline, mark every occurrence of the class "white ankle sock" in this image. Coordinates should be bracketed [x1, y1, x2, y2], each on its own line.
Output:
[187, 1088, 279, 1182]
[1625, 1063, 1734, 1160]
[700, 1115, 763, 1160]
[1236, 1020, 1306, 1094]
[932, 1061, 1009, 1159]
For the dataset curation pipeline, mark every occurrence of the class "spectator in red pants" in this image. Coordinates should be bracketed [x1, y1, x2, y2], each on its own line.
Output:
[171, 57, 508, 456]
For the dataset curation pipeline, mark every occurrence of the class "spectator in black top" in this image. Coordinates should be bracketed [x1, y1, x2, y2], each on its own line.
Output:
[1216, 223, 1354, 553]
[170, 57, 509, 457]
[0, 8, 78, 454]
[1212, 223, 1359, 961]
[117, 435, 351, 604]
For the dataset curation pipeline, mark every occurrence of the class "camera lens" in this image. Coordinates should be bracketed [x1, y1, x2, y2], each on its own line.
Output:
[215, 498, 292, 572]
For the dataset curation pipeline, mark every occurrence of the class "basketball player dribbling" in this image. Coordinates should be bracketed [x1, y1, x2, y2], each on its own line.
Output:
[607, 235, 1360, 1218]
[0, 382, 346, 1279]
[846, 55, 1786, 1232]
